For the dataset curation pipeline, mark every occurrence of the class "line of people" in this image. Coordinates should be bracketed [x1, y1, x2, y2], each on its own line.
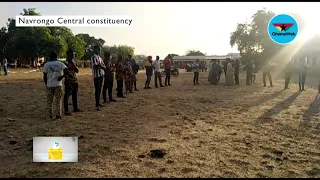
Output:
[195, 57, 309, 90]
[42, 46, 175, 120]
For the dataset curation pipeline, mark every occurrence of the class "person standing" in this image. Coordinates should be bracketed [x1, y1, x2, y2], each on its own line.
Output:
[128, 54, 139, 91]
[262, 62, 273, 87]
[234, 60, 240, 85]
[63, 49, 81, 116]
[298, 57, 308, 91]
[102, 51, 117, 103]
[223, 59, 228, 76]
[124, 58, 134, 95]
[192, 60, 200, 85]
[90, 45, 106, 111]
[144, 56, 153, 89]
[208, 60, 213, 83]
[217, 60, 223, 83]
[225, 59, 234, 86]
[115, 55, 125, 98]
[210, 60, 219, 85]
[284, 58, 294, 89]
[252, 60, 257, 84]
[153, 56, 163, 88]
[246, 60, 253, 85]
[2, 56, 8, 76]
[43, 52, 69, 120]
[164, 54, 172, 86]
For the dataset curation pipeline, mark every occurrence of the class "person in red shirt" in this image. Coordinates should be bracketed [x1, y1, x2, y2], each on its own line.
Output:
[164, 54, 172, 86]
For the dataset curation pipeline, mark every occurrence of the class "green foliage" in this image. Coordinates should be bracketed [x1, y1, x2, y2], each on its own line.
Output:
[102, 45, 135, 60]
[185, 50, 205, 56]
[230, 8, 320, 67]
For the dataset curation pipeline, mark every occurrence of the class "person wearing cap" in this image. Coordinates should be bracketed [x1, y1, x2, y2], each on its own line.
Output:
[144, 56, 153, 89]
[63, 49, 81, 116]
[102, 51, 117, 103]
[90, 45, 106, 111]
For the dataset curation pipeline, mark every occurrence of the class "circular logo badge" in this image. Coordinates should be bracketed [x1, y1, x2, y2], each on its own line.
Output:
[268, 14, 299, 45]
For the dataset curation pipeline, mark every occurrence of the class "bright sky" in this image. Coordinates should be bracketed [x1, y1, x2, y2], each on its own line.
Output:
[0, 2, 319, 59]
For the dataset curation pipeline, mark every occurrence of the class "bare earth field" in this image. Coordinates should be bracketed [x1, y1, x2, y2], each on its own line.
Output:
[0, 69, 320, 178]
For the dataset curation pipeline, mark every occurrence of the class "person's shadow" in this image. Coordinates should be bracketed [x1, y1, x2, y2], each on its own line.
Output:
[255, 91, 302, 125]
[300, 93, 320, 128]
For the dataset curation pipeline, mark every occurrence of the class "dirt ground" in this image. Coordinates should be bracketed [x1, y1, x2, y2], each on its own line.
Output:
[0, 69, 320, 178]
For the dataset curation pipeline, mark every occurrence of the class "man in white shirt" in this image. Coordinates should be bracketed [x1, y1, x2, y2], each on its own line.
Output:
[90, 45, 106, 110]
[2, 56, 8, 76]
[43, 52, 69, 120]
[152, 56, 164, 88]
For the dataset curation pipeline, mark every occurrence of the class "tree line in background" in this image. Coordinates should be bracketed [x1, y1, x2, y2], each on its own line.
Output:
[5, 8, 311, 69]
[0, 8, 140, 67]
[230, 8, 320, 67]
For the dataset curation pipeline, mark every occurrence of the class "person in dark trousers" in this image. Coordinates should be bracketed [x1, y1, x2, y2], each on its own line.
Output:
[192, 59, 200, 85]
[284, 58, 294, 89]
[102, 51, 117, 103]
[246, 60, 253, 85]
[128, 54, 139, 91]
[210, 60, 219, 85]
[152, 56, 163, 88]
[234, 60, 240, 85]
[91, 45, 106, 111]
[144, 56, 153, 89]
[262, 63, 273, 87]
[116, 55, 125, 98]
[298, 58, 308, 91]
[164, 54, 172, 86]
[217, 60, 223, 83]
[63, 49, 81, 115]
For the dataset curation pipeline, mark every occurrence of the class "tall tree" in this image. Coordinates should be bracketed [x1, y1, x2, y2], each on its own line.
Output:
[230, 8, 308, 67]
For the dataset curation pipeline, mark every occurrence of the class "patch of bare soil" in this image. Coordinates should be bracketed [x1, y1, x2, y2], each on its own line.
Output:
[0, 69, 320, 178]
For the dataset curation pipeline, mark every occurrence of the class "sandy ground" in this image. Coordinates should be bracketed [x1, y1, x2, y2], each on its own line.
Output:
[0, 69, 320, 178]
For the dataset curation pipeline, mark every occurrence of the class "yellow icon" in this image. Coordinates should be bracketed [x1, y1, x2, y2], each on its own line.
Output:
[48, 148, 63, 160]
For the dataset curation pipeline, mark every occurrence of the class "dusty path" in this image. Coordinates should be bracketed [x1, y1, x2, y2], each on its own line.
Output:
[0, 70, 319, 178]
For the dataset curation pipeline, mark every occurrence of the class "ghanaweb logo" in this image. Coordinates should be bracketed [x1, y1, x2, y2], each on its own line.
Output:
[268, 14, 299, 45]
